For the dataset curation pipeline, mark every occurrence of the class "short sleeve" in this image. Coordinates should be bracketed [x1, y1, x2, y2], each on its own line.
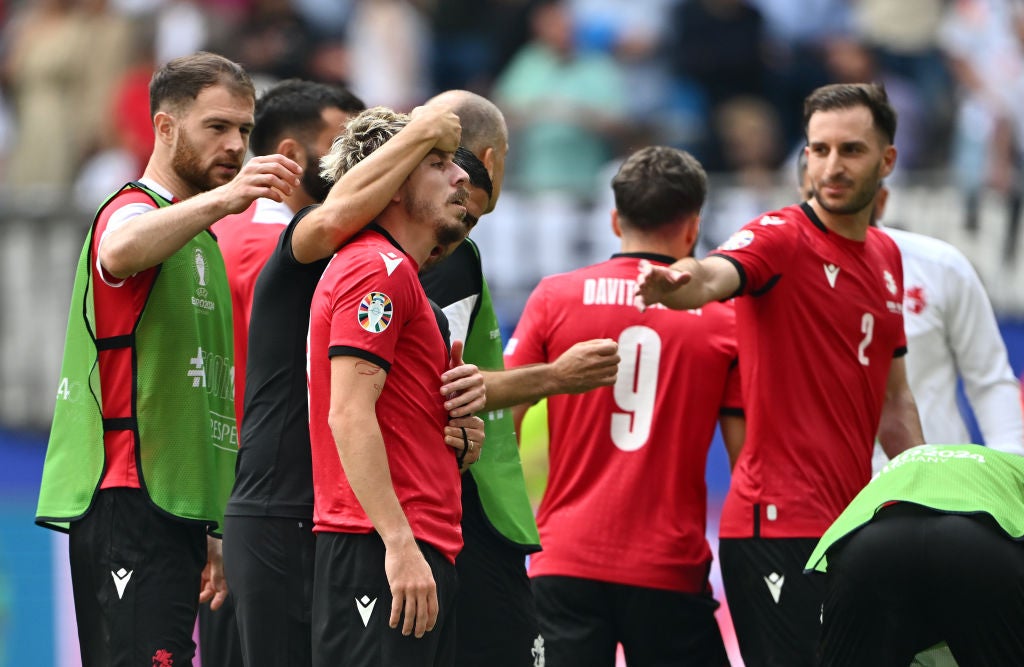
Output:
[711, 215, 798, 295]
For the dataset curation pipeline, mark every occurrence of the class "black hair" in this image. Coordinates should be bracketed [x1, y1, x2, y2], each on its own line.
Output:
[251, 79, 366, 157]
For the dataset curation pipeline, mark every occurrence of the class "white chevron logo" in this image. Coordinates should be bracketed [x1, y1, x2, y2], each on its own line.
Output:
[355, 595, 377, 627]
[379, 252, 404, 276]
[111, 568, 133, 599]
[764, 572, 784, 604]
[823, 263, 840, 288]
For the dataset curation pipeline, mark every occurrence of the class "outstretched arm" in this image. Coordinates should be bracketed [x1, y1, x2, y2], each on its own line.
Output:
[100, 154, 303, 277]
[635, 255, 740, 311]
[291, 105, 462, 263]
[486, 338, 620, 411]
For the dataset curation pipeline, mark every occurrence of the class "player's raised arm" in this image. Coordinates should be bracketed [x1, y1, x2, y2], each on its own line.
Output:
[635, 255, 740, 311]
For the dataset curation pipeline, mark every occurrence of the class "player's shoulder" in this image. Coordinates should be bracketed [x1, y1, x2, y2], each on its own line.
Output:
[717, 204, 805, 253]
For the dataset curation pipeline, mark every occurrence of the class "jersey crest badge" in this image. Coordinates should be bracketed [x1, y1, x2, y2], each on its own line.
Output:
[358, 292, 393, 333]
[719, 229, 754, 251]
[905, 285, 926, 315]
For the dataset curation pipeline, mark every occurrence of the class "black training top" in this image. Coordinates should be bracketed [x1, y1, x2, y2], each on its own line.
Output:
[225, 206, 327, 519]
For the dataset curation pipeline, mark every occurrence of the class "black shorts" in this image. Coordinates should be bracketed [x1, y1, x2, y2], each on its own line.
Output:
[312, 532, 457, 667]
[221, 515, 315, 667]
[455, 475, 539, 667]
[820, 504, 1024, 667]
[532, 575, 729, 667]
[68, 487, 206, 667]
[718, 537, 824, 667]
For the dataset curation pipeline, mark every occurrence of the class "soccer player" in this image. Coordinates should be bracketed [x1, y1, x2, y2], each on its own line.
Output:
[36, 52, 303, 665]
[807, 444, 1024, 666]
[222, 101, 484, 667]
[420, 89, 621, 666]
[796, 154, 1024, 468]
[208, 79, 364, 667]
[505, 145, 741, 666]
[212, 78, 365, 433]
[636, 82, 925, 667]
[306, 106, 476, 667]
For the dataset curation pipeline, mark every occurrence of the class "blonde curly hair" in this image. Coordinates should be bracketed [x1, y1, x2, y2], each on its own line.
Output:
[320, 106, 411, 183]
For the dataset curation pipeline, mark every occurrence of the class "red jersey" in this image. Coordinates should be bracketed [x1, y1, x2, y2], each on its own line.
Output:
[505, 254, 741, 593]
[307, 227, 462, 562]
[711, 203, 906, 539]
[92, 180, 172, 489]
[211, 198, 292, 434]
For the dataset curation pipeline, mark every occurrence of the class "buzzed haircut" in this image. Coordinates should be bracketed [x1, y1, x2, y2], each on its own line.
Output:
[454, 146, 493, 200]
[434, 91, 507, 155]
[250, 79, 366, 157]
[803, 82, 897, 145]
[319, 106, 411, 183]
[611, 146, 707, 231]
[149, 51, 255, 118]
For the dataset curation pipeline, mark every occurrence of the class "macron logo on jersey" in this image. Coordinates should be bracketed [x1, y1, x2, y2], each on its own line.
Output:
[759, 215, 786, 226]
[355, 595, 377, 627]
[763, 572, 784, 604]
[379, 252, 404, 276]
[823, 263, 840, 288]
[111, 567, 133, 599]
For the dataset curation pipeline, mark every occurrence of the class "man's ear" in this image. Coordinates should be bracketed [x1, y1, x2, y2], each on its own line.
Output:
[153, 111, 176, 146]
[611, 209, 622, 239]
[482, 146, 496, 178]
[880, 144, 897, 179]
[275, 137, 304, 164]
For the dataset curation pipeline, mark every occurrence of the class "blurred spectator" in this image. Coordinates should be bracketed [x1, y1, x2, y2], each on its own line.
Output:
[222, 0, 315, 83]
[747, 0, 850, 153]
[152, 0, 213, 65]
[428, 0, 502, 93]
[569, 0, 675, 147]
[852, 0, 953, 169]
[492, 0, 629, 281]
[2, 0, 130, 200]
[73, 18, 155, 212]
[697, 95, 784, 256]
[493, 0, 629, 198]
[345, 0, 431, 110]
[938, 0, 1024, 264]
[291, 0, 354, 39]
[666, 0, 769, 170]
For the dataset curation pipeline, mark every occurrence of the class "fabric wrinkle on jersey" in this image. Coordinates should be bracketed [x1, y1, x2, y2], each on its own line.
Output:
[505, 253, 742, 594]
[711, 203, 907, 539]
[307, 226, 463, 563]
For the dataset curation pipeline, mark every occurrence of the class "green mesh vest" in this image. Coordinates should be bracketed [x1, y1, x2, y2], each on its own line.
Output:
[464, 241, 540, 549]
[36, 182, 236, 533]
[807, 444, 1024, 572]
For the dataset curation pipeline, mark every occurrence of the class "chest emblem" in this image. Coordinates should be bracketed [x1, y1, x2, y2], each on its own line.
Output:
[905, 285, 926, 315]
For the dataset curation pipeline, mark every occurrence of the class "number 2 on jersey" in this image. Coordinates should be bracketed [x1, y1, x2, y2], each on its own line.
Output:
[857, 312, 874, 366]
[611, 326, 661, 451]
